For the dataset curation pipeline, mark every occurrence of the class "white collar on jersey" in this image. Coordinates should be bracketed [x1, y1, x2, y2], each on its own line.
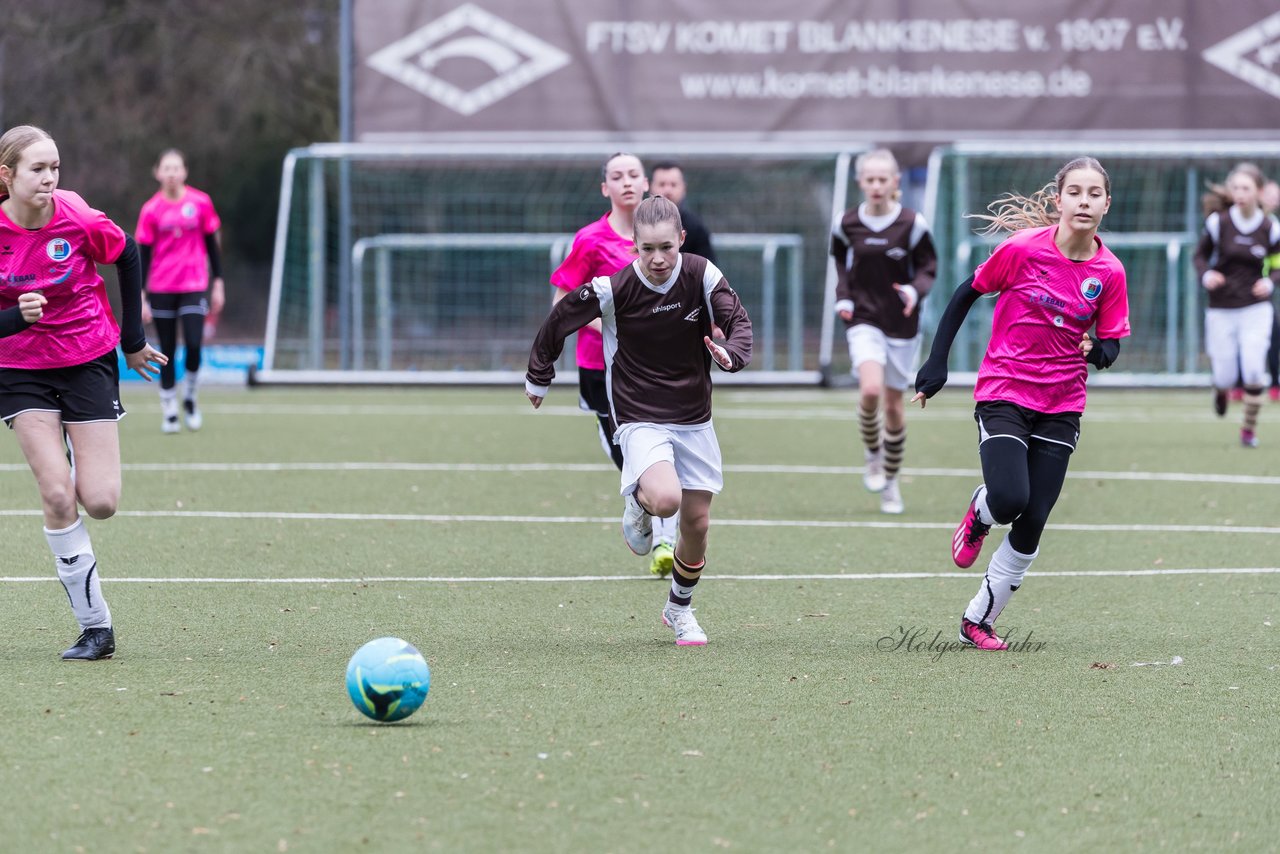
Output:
[858, 201, 903, 233]
[635, 253, 684, 293]
[1229, 205, 1265, 235]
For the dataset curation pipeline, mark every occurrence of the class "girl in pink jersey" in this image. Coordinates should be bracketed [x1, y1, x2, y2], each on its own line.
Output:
[551, 153, 679, 578]
[527, 196, 753, 645]
[912, 157, 1130, 651]
[0, 125, 167, 661]
[136, 149, 225, 434]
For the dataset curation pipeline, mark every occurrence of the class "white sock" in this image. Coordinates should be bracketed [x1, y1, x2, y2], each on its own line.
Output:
[653, 513, 678, 546]
[964, 537, 1036, 626]
[160, 387, 179, 418]
[46, 517, 111, 629]
[975, 485, 994, 526]
[184, 369, 200, 402]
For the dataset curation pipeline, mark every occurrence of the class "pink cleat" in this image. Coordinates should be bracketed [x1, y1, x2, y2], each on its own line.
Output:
[959, 618, 1007, 651]
[1241, 429, 1259, 448]
[952, 486, 992, 569]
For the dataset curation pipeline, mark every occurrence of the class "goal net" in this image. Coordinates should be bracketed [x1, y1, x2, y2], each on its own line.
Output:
[257, 142, 868, 385]
[923, 141, 1280, 385]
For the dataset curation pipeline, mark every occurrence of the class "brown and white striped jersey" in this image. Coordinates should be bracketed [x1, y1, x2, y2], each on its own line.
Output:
[527, 254, 752, 427]
[1194, 208, 1280, 309]
[831, 202, 937, 339]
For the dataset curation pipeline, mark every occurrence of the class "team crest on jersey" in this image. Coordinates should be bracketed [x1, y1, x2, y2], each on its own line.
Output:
[46, 238, 71, 262]
[886, 247, 907, 260]
[1080, 277, 1103, 301]
[181, 203, 196, 219]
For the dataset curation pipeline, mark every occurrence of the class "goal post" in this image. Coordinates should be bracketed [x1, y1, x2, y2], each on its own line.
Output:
[255, 142, 869, 386]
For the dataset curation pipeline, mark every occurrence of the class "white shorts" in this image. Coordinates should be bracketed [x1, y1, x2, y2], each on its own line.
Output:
[1205, 302, 1275, 389]
[846, 324, 921, 391]
[616, 421, 724, 496]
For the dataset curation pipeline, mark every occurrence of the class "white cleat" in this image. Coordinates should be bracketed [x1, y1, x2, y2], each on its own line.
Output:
[622, 493, 654, 555]
[162, 415, 181, 434]
[662, 604, 707, 646]
[880, 477, 904, 514]
[863, 448, 886, 492]
[183, 398, 202, 431]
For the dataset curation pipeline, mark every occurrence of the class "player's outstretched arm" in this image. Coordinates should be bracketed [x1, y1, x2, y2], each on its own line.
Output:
[708, 278, 752, 371]
[911, 276, 980, 408]
[526, 282, 604, 402]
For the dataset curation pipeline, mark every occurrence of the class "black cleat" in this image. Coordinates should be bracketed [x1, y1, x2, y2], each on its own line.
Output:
[62, 627, 116, 661]
[1213, 390, 1228, 417]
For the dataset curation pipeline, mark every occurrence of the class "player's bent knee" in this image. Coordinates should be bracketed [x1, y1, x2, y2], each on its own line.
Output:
[80, 491, 120, 520]
[985, 487, 1030, 526]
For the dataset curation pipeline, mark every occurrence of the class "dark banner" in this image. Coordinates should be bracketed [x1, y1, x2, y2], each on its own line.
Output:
[354, 1, 1280, 140]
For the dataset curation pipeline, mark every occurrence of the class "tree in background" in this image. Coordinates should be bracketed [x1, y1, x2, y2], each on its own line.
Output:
[1, 0, 339, 338]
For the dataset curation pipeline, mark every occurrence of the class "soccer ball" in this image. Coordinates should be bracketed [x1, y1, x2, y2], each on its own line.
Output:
[345, 637, 431, 722]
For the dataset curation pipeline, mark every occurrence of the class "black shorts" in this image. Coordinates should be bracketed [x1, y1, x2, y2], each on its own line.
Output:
[577, 367, 610, 417]
[0, 349, 125, 426]
[149, 291, 208, 319]
[974, 401, 1080, 451]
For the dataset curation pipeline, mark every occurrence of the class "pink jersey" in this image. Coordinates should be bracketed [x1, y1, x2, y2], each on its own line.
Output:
[550, 214, 636, 370]
[0, 190, 127, 369]
[972, 225, 1130, 414]
[135, 187, 221, 293]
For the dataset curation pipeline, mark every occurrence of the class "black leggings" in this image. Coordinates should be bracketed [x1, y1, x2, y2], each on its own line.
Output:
[979, 436, 1073, 554]
[155, 312, 205, 391]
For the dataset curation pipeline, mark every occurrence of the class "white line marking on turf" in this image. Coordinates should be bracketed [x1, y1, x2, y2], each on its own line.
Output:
[1, 461, 1274, 486]
[1, 567, 1277, 583]
[0, 508, 1275, 534]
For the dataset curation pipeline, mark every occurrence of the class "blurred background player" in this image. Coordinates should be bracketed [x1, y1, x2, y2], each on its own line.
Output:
[551, 153, 678, 576]
[527, 196, 753, 645]
[831, 149, 936, 514]
[650, 160, 716, 263]
[1261, 178, 1280, 401]
[1194, 163, 1280, 447]
[0, 125, 167, 660]
[136, 148, 225, 433]
[913, 156, 1129, 651]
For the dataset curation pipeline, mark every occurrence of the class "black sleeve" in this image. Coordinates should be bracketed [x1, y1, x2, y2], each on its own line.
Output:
[0, 305, 34, 338]
[114, 234, 148, 354]
[139, 243, 152, 290]
[913, 277, 981, 399]
[1086, 337, 1121, 370]
[204, 232, 223, 279]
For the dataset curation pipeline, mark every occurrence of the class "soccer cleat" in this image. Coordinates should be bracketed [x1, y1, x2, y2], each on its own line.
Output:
[162, 415, 180, 434]
[662, 604, 707, 646]
[622, 493, 654, 555]
[62, 627, 116, 660]
[862, 448, 886, 493]
[880, 477, 904, 514]
[952, 485, 992, 569]
[649, 542, 675, 577]
[183, 398, 203, 431]
[958, 618, 1007, 651]
[1213, 390, 1227, 417]
[1230, 387, 1244, 402]
[1241, 429, 1259, 448]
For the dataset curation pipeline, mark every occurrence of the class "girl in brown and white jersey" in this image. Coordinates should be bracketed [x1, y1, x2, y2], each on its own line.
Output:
[526, 196, 752, 646]
[1195, 163, 1280, 447]
[831, 149, 937, 513]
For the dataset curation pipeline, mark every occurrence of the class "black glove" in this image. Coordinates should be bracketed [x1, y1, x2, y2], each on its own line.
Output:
[914, 356, 948, 399]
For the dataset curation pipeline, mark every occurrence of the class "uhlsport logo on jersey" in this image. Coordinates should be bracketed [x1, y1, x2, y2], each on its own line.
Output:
[46, 238, 71, 262]
[366, 3, 570, 117]
[1081, 277, 1103, 301]
[1202, 11, 1280, 102]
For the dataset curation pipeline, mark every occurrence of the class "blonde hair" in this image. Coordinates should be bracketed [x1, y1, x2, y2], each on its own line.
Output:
[855, 148, 902, 201]
[0, 125, 54, 191]
[970, 157, 1110, 235]
[633, 195, 683, 236]
[1201, 161, 1266, 216]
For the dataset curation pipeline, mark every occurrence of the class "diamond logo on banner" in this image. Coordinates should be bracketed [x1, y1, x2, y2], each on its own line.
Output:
[1202, 11, 1280, 100]
[366, 3, 570, 116]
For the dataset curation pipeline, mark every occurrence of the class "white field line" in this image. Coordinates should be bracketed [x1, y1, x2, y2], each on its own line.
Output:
[0, 460, 1274, 486]
[0, 507, 1275, 535]
[120, 401, 1228, 424]
[1, 567, 1278, 584]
